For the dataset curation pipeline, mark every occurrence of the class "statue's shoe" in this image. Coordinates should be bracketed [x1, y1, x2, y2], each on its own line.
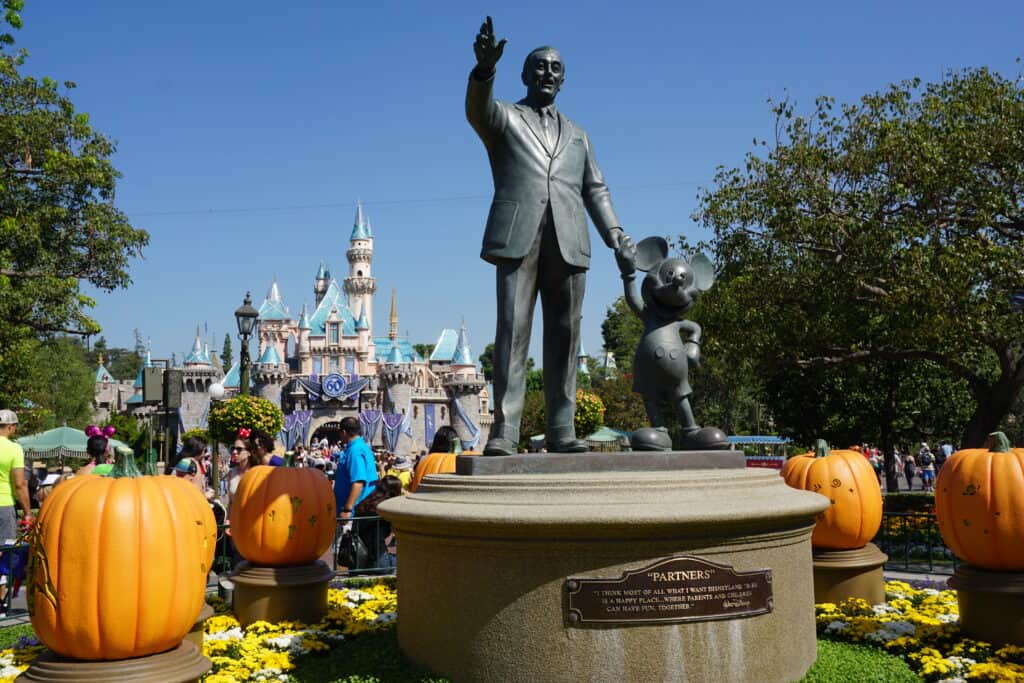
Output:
[483, 437, 517, 456]
[547, 438, 587, 453]
[679, 426, 729, 451]
[630, 427, 672, 451]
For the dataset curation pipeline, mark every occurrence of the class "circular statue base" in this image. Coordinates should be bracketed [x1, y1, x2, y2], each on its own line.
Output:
[184, 603, 214, 648]
[379, 461, 829, 683]
[812, 543, 888, 605]
[17, 640, 209, 683]
[949, 564, 1024, 645]
[230, 560, 334, 626]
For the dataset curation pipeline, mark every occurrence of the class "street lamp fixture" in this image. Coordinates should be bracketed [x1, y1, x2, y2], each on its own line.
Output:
[235, 292, 258, 396]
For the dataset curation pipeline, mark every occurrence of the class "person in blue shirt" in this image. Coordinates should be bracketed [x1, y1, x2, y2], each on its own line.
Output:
[334, 416, 377, 520]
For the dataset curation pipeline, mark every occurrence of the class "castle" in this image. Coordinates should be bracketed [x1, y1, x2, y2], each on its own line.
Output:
[95, 204, 495, 455]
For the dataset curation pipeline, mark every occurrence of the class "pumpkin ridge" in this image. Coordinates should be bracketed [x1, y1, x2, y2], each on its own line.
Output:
[842, 455, 863, 546]
[158, 476, 184, 648]
[132, 479, 143, 655]
[988, 450, 999, 567]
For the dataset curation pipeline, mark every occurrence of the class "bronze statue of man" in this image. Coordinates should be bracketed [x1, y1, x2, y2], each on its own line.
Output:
[467, 17, 629, 456]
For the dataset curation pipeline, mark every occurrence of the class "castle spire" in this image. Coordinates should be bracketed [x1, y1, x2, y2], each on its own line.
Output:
[351, 199, 372, 240]
[452, 319, 474, 366]
[389, 289, 398, 340]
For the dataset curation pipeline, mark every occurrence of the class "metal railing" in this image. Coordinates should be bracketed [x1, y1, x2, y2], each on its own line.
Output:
[212, 515, 394, 579]
[872, 511, 958, 575]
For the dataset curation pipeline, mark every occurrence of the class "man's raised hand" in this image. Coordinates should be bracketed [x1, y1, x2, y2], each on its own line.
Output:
[473, 16, 506, 76]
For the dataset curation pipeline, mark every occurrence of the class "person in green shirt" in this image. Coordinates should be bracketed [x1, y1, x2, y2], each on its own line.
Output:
[0, 409, 33, 610]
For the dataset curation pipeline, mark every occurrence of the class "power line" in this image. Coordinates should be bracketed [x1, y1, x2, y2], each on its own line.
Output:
[127, 180, 710, 218]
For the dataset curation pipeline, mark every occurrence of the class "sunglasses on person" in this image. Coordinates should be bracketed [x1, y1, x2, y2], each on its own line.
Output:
[230, 446, 245, 454]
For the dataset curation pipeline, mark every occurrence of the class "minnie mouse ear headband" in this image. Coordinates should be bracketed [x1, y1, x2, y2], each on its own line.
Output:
[85, 425, 117, 439]
[237, 428, 252, 439]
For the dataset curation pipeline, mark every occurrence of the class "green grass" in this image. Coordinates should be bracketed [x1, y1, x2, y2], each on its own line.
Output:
[0, 622, 919, 682]
[801, 639, 921, 682]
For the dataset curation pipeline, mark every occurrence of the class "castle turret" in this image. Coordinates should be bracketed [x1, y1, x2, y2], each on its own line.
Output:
[344, 201, 376, 346]
[379, 291, 414, 455]
[356, 301, 371, 354]
[297, 302, 312, 375]
[253, 343, 289, 409]
[577, 336, 589, 375]
[257, 277, 290, 361]
[314, 262, 330, 307]
[181, 329, 223, 432]
[444, 321, 486, 449]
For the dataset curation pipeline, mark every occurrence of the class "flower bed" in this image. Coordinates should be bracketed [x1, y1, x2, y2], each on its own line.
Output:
[818, 580, 1024, 681]
[4, 578, 1024, 681]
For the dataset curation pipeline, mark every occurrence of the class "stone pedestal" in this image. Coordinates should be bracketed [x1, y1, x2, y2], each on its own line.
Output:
[230, 561, 334, 627]
[812, 543, 888, 605]
[184, 603, 214, 648]
[17, 641, 209, 682]
[379, 458, 829, 683]
[949, 564, 1024, 645]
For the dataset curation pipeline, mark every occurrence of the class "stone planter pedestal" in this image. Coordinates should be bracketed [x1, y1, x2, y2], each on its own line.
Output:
[17, 640, 209, 683]
[812, 543, 888, 605]
[949, 564, 1024, 645]
[184, 602, 214, 648]
[380, 453, 829, 683]
[230, 560, 333, 626]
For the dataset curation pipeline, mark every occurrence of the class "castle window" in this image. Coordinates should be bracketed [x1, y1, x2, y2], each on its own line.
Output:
[414, 406, 419, 418]
[329, 356, 340, 374]
[441, 406, 446, 420]
[357, 270, 363, 277]
[329, 323, 340, 345]
[313, 357, 322, 375]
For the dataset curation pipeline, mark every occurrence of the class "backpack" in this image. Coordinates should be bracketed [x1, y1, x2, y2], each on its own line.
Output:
[921, 452, 933, 466]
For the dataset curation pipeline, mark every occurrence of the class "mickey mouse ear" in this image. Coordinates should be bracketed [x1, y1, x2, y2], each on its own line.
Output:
[635, 237, 669, 272]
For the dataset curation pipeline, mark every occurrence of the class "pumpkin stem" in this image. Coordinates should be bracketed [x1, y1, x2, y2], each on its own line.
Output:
[814, 439, 830, 459]
[109, 445, 142, 478]
[986, 432, 1012, 453]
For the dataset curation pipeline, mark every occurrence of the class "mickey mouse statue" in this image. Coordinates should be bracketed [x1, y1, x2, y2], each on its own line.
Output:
[615, 235, 729, 451]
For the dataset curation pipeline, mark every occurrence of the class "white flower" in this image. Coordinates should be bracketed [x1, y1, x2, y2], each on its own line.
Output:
[872, 603, 901, 616]
[372, 611, 397, 625]
[345, 589, 375, 604]
[252, 667, 288, 681]
[824, 620, 848, 634]
[937, 613, 959, 623]
[206, 627, 244, 641]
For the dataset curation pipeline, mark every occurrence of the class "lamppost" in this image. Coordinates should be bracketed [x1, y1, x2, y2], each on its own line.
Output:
[235, 292, 258, 397]
[208, 381, 226, 495]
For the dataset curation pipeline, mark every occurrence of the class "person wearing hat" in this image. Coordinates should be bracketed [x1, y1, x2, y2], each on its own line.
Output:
[0, 410, 32, 609]
[385, 454, 413, 490]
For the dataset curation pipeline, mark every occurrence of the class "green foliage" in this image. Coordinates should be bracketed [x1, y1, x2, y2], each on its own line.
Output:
[18, 337, 94, 428]
[0, 14, 148, 412]
[412, 343, 434, 360]
[574, 390, 605, 437]
[90, 336, 142, 380]
[208, 394, 283, 443]
[801, 639, 920, 682]
[592, 373, 648, 432]
[107, 411, 149, 456]
[516, 389, 605, 447]
[576, 369, 591, 390]
[696, 67, 1024, 448]
[181, 428, 209, 445]
[600, 297, 642, 374]
[478, 343, 494, 382]
[221, 333, 233, 369]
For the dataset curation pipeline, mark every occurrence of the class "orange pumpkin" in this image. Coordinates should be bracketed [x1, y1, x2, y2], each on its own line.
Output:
[28, 450, 216, 660]
[230, 465, 335, 565]
[935, 432, 1024, 570]
[409, 450, 479, 492]
[781, 439, 882, 550]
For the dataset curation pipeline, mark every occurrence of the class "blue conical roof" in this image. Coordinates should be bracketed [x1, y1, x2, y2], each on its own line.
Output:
[350, 201, 372, 240]
[96, 364, 115, 383]
[316, 261, 329, 280]
[452, 322, 474, 366]
[298, 302, 311, 330]
[258, 278, 289, 321]
[356, 302, 369, 331]
[185, 327, 208, 365]
[258, 345, 283, 365]
[385, 343, 405, 364]
[133, 349, 153, 388]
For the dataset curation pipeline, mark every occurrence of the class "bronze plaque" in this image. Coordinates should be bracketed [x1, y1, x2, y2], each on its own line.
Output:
[565, 556, 772, 626]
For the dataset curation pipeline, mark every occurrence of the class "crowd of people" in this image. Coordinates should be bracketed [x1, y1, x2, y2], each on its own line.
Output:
[858, 441, 955, 493]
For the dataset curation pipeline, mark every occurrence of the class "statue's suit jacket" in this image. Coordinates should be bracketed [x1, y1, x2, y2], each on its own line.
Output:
[466, 72, 620, 268]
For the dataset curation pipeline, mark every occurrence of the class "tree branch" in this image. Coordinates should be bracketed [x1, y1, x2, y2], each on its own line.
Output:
[790, 347, 987, 396]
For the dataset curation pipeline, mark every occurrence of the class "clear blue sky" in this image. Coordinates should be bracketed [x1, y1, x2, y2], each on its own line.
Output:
[18, 1, 1024, 368]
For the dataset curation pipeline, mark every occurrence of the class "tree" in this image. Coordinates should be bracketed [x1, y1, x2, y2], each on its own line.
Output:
[0, 12, 148, 410]
[413, 343, 434, 360]
[222, 333, 233, 369]
[696, 67, 1024, 449]
[479, 343, 495, 382]
[600, 297, 642, 374]
[25, 337, 94, 427]
[592, 373, 647, 431]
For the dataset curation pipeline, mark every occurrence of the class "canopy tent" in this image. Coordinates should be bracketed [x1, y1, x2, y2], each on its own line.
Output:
[17, 427, 129, 461]
[728, 435, 791, 470]
[528, 426, 633, 453]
